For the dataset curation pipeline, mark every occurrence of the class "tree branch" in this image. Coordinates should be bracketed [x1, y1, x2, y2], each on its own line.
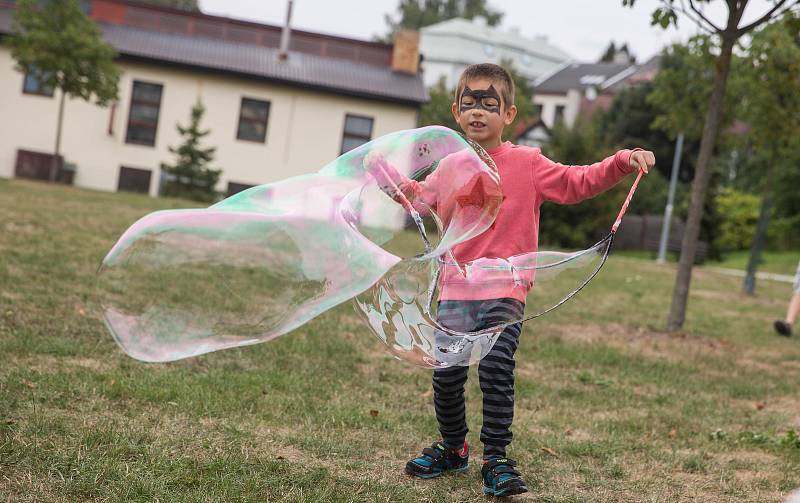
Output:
[738, 0, 792, 35]
[688, 0, 723, 31]
[664, 0, 716, 33]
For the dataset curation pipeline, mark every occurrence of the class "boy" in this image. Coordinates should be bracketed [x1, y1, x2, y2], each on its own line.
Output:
[368, 63, 655, 497]
[774, 260, 800, 336]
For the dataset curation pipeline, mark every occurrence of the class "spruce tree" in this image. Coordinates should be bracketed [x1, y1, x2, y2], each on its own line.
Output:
[160, 100, 221, 202]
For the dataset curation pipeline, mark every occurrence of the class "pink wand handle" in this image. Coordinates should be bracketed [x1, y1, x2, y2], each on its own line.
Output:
[612, 170, 644, 234]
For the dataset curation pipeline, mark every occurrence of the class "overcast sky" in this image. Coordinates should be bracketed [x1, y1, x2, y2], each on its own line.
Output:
[199, 0, 778, 62]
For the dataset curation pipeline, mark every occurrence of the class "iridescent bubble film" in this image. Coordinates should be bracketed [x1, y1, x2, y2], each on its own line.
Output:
[99, 126, 502, 364]
[100, 126, 639, 369]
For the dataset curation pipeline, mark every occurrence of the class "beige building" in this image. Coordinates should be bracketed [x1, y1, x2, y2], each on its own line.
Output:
[0, 0, 427, 197]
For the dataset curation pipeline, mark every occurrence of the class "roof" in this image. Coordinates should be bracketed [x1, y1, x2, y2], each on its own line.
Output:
[603, 55, 662, 93]
[0, 7, 428, 106]
[534, 62, 634, 94]
[513, 116, 549, 139]
[421, 17, 572, 63]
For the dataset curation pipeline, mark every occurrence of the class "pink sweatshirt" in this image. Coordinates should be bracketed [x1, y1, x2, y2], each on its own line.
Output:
[397, 142, 637, 302]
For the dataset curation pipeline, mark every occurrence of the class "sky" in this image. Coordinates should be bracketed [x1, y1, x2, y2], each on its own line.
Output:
[198, 0, 778, 63]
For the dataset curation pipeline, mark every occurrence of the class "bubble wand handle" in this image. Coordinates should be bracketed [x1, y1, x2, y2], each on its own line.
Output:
[612, 169, 644, 234]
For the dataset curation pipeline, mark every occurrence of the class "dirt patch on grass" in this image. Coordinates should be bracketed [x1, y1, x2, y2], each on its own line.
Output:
[763, 396, 800, 429]
[550, 322, 729, 364]
[8, 354, 115, 375]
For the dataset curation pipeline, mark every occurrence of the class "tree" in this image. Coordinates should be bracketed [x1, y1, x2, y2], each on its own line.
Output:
[599, 41, 637, 63]
[418, 77, 460, 131]
[622, 0, 799, 331]
[383, 0, 503, 40]
[737, 14, 800, 293]
[160, 100, 222, 203]
[7, 0, 120, 181]
[540, 113, 623, 247]
[504, 62, 535, 141]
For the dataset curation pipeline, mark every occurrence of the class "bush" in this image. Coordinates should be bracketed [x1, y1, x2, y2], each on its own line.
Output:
[714, 187, 759, 251]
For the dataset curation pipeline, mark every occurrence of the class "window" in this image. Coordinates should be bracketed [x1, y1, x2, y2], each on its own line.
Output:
[237, 97, 270, 143]
[533, 104, 543, 117]
[340, 114, 373, 154]
[125, 81, 163, 146]
[117, 166, 152, 194]
[227, 181, 255, 197]
[22, 69, 54, 97]
[554, 105, 565, 124]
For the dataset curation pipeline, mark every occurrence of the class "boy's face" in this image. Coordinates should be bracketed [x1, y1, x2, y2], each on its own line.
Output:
[451, 78, 517, 147]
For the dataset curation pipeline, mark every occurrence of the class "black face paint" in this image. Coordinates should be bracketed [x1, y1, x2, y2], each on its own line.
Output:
[459, 85, 502, 115]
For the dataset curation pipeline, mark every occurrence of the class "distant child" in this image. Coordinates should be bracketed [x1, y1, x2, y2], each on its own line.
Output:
[774, 260, 800, 336]
[367, 63, 654, 497]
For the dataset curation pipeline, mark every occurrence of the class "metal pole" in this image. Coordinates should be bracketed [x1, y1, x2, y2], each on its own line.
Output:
[657, 132, 684, 264]
[279, 0, 294, 61]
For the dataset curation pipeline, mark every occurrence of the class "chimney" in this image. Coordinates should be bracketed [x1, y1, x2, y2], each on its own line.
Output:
[391, 30, 420, 74]
[278, 0, 294, 61]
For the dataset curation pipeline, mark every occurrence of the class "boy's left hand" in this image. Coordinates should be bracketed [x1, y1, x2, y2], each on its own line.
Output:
[629, 150, 655, 174]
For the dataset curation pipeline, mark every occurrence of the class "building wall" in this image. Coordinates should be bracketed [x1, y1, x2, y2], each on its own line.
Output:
[420, 30, 569, 89]
[533, 90, 581, 128]
[0, 48, 418, 196]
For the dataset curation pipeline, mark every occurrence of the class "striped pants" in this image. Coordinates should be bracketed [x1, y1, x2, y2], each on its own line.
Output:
[432, 298, 524, 460]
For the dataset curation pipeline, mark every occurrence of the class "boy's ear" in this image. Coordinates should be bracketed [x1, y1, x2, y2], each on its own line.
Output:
[451, 101, 460, 122]
[504, 104, 518, 125]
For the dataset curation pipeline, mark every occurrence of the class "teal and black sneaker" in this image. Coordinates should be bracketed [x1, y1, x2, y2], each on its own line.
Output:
[405, 441, 469, 479]
[481, 457, 528, 497]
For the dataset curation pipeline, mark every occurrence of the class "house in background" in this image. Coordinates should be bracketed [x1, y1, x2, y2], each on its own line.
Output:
[513, 118, 550, 149]
[532, 56, 660, 129]
[0, 0, 427, 197]
[532, 61, 634, 128]
[419, 16, 573, 89]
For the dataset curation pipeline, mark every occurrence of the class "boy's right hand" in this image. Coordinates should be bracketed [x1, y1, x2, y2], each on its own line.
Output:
[364, 151, 394, 190]
[629, 150, 655, 174]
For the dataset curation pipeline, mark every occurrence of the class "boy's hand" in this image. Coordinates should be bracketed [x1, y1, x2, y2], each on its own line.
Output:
[629, 150, 655, 174]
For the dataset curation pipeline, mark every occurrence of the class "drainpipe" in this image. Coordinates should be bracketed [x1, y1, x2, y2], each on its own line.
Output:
[278, 0, 294, 61]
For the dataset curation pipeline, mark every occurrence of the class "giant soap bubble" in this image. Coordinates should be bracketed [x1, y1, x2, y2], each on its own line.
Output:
[99, 126, 642, 368]
[99, 126, 502, 363]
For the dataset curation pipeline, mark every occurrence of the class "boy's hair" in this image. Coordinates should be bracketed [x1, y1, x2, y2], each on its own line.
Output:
[455, 63, 515, 108]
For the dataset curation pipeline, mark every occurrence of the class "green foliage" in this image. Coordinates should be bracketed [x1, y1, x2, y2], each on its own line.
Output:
[714, 187, 760, 251]
[504, 60, 535, 141]
[7, 0, 120, 106]
[540, 114, 622, 247]
[384, 0, 502, 39]
[160, 100, 221, 203]
[622, 0, 714, 29]
[647, 35, 739, 142]
[418, 77, 459, 131]
[600, 83, 689, 214]
[740, 14, 800, 194]
[768, 215, 800, 250]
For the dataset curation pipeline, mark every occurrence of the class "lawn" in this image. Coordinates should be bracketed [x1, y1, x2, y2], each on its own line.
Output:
[2, 178, 799, 502]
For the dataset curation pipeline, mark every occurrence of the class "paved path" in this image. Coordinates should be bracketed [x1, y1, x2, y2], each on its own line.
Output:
[703, 266, 794, 283]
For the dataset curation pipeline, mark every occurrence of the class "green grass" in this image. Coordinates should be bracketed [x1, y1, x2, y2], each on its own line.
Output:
[2, 178, 800, 502]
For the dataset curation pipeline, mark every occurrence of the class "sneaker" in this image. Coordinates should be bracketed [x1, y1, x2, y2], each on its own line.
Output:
[481, 457, 528, 497]
[405, 440, 469, 479]
[775, 320, 793, 337]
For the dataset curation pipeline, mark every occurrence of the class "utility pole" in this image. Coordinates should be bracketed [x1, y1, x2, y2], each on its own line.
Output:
[657, 132, 684, 264]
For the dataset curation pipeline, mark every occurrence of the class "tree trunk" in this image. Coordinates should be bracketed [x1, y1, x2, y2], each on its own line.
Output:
[743, 190, 773, 295]
[665, 23, 741, 331]
[50, 88, 66, 182]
